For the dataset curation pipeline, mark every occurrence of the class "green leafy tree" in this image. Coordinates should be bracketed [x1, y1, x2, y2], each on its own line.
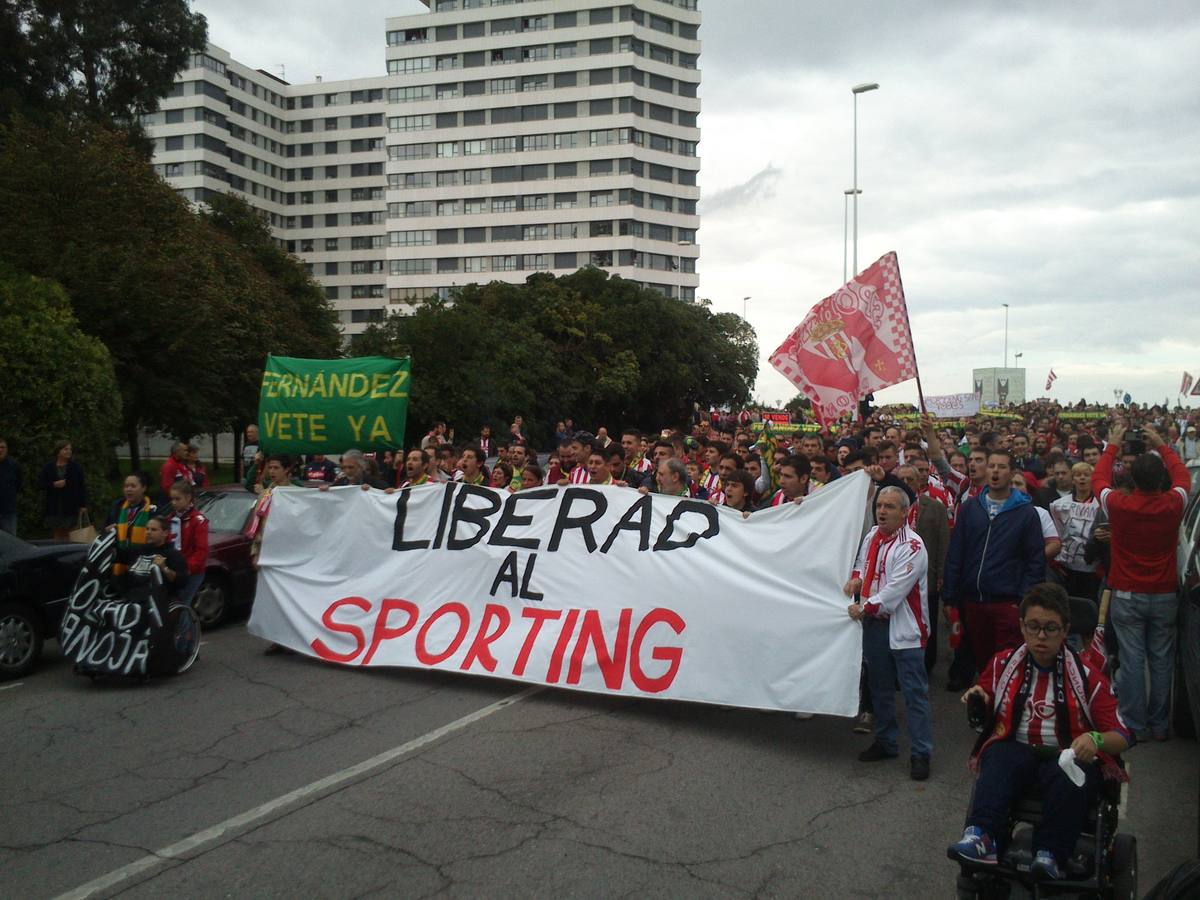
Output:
[0, 117, 342, 468]
[354, 269, 758, 445]
[2, 0, 207, 133]
[0, 264, 121, 535]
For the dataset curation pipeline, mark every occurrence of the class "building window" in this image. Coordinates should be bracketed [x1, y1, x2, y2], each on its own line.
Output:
[389, 230, 434, 246]
[389, 114, 434, 132]
[387, 57, 433, 75]
[389, 259, 432, 275]
[389, 85, 433, 103]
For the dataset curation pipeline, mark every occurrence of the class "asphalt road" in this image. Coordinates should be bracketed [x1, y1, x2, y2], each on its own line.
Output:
[2, 625, 1195, 899]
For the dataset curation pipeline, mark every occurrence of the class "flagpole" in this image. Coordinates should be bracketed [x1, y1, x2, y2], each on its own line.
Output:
[892, 260, 926, 414]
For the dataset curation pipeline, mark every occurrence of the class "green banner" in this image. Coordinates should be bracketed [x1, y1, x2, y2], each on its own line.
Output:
[258, 355, 411, 455]
[750, 422, 839, 435]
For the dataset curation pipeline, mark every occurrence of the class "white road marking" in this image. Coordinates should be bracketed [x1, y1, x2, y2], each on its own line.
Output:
[53, 685, 540, 900]
[0, 682, 23, 692]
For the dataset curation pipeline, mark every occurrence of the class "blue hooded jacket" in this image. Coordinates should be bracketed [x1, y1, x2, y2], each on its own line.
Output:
[943, 489, 1045, 604]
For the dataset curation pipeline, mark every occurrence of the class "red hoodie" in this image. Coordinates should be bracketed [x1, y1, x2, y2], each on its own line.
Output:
[169, 506, 210, 576]
[1093, 444, 1189, 593]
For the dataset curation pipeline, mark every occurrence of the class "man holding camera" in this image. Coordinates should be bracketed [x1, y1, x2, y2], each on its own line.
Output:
[1093, 421, 1190, 741]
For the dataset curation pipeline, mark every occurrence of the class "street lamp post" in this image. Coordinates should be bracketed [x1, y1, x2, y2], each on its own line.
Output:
[851, 82, 879, 276]
[843, 188, 860, 283]
[1002, 303, 1009, 369]
[742, 296, 751, 320]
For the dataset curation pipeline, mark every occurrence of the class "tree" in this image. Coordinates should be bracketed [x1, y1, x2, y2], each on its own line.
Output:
[0, 117, 342, 468]
[354, 269, 758, 445]
[0, 264, 121, 535]
[785, 394, 813, 417]
[2, 0, 207, 134]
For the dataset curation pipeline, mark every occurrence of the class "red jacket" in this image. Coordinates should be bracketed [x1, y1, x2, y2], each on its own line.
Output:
[160, 457, 192, 498]
[1093, 444, 1189, 593]
[169, 506, 210, 576]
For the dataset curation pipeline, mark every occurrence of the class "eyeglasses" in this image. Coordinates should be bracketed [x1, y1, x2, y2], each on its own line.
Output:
[1021, 621, 1064, 638]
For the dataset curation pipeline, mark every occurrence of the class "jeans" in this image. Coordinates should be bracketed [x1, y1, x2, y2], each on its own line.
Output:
[968, 740, 1097, 864]
[0, 513, 15, 535]
[177, 573, 205, 607]
[863, 618, 933, 758]
[1110, 591, 1178, 734]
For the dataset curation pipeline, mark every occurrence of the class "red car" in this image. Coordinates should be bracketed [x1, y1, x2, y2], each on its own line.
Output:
[192, 485, 260, 626]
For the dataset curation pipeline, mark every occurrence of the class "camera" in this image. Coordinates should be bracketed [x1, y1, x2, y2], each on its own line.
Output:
[1124, 427, 1146, 456]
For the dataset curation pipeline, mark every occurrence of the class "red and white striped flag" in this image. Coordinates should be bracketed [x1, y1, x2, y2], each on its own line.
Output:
[1182, 372, 1194, 396]
[769, 251, 917, 426]
[1045, 369, 1058, 392]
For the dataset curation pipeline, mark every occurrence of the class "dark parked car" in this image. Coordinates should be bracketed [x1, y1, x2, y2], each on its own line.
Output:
[192, 485, 259, 627]
[0, 531, 88, 679]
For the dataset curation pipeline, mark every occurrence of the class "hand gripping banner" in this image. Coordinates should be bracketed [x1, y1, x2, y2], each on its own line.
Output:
[248, 472, 871, 715]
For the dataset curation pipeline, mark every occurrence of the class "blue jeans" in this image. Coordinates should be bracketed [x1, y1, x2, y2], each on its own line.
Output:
[1110, 591, 1178, 734]
[863, 617, 933, 758]
[178, 573, 205, 607]
[968, 740, 1098, 863]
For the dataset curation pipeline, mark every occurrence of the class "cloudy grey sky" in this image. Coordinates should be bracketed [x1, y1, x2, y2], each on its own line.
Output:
[192, 0, 1200, 407]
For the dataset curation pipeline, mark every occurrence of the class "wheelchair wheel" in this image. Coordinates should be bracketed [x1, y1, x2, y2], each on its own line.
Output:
[167, 602, 201, 675]
[1106, 833, 1137, 900]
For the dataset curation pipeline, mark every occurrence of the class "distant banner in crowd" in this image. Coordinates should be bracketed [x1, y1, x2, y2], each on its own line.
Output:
[761, 412, 791, 425]
[770, 251, 918, 426]
[1181, 372, 1193, 396]
[247, 475, 872, 714]
[258, 355, 411, 455]
[924, 393, 981, 418]
[977, 410, 1023, 420]
[1057, 411, 1108, 421]
[750, 422, 822, 435]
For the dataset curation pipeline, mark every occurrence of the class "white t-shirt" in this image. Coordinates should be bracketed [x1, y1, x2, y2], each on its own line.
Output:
[1034, 506, 1058, 543]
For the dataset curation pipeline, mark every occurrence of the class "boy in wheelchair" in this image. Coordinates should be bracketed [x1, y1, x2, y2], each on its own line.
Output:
[948, 583, 1131, 881]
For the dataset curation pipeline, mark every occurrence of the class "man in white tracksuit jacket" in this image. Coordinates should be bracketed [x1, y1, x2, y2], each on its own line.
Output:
[845, 485, 934, 781]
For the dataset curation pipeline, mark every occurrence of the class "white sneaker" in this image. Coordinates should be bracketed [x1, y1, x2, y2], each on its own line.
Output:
[852, 711, 873, 733]
[795, 712, 814, 720]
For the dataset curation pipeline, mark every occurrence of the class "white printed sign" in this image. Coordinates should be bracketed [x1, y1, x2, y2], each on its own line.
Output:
[248, 473, 871, 715]
[926, 392, 981, 418]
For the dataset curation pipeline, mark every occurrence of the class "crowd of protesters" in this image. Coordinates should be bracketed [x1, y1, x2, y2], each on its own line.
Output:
[6, 400, 1197, 780]
[234, 401, 1196, 761]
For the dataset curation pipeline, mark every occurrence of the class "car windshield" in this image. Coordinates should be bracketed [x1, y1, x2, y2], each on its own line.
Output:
[196, 491, 257, 533]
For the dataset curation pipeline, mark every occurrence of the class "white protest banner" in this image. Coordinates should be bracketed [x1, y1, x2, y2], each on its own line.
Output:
[925, 392, 981, 418]
[247, 472, 871, 715]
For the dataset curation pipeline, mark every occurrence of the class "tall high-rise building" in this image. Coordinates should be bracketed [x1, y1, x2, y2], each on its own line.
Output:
[147, 1, 700, 336]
